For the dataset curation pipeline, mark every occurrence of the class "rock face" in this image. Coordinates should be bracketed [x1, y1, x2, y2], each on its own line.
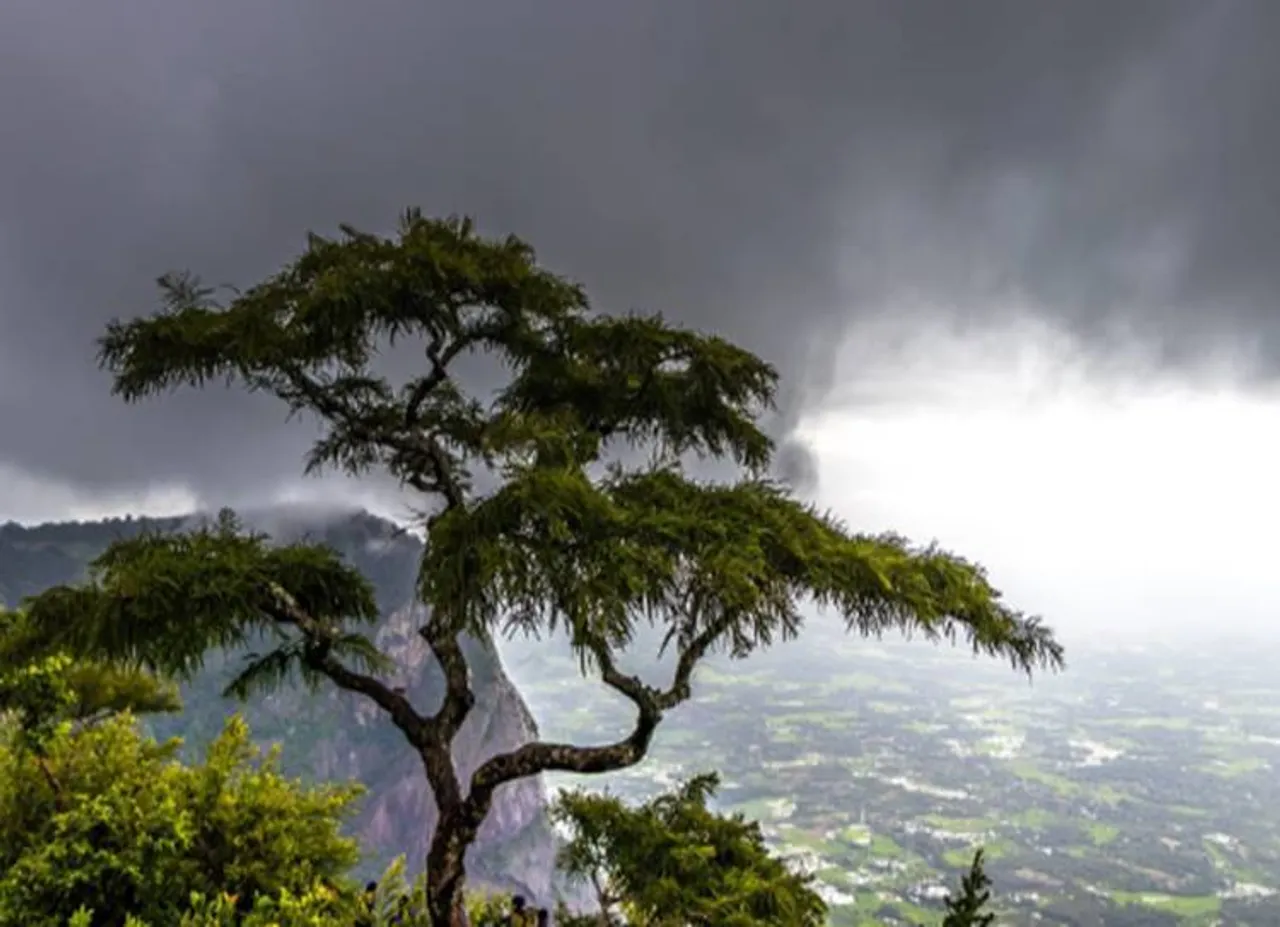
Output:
[0, 506, 557, 898]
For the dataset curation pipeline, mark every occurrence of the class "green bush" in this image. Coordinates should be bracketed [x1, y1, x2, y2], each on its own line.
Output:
[0, 712, 362, 926]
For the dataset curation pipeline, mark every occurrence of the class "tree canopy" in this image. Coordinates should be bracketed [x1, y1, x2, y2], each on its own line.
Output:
[0, 711, 362, 927]
[553, 772, 827, 927]
[0, 610, 180, 761]
[15, 209, 1062, 924]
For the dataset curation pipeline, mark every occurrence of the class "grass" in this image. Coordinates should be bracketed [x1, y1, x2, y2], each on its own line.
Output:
[1099, 716, 1194, 731]
[819, 673, 913, 695]
[1110, 891, 1221, 919]
[903, 720, 948, 735]
[1083, 821, 1121, 846]
[1005, 760, 1128, 805]
[1007, 760, 1079, 797]
[870, 833, 906, 858]
[922, 815, 995, 834]
[1197, 756, 1269, 778]
[943, 838, 1015, 868]
[838, 824, 873, 845]
[1008, 807, 1058, 830]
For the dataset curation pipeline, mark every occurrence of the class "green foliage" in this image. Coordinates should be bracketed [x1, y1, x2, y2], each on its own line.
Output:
[553, 772, 827, 927]
[20, 510, 389, 699]
[353, 854, 530, 927]
[59, 840, 529, 927]
[76, 882, 360, 927]
[0, 650, 76, 754]
[67, 208, 1063, 923]
[81, 209, 1062, 678]
[425, 465, 1061, 673]
[1, 607, 181, 729]
[0, 712, 362, 927]
[942, 849, 997, 927]
[58, 657, 183, 723]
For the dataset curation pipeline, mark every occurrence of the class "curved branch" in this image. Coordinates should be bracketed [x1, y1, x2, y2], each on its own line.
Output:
[465, 612, 739, 823]
[466, 706, 662, 830]
[591, 640, 663, 711]
[420, 621, 475, 740]
[281, 351, 479, 743]
[263, 582, 429, 744]
[36, 756, 65, 812]
[407, 334, 472, 511]
[404, 332, 471, 431]
[654, 613, 735, 710]
[463, 640, 665, 827]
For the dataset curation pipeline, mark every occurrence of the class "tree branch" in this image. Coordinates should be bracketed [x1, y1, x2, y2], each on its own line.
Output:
[400, 335, 481, 744]
[404, 332, 469, 429]
[463, 612, 740, 825]
[407, 335, 471, 512]
[278, 341, 481, 757]
[590, 870, 619, 927]
[262, 582, 429, 744]
[278, 335, 482, 791]
[462, 641, 663, 828]
[653, 613, 736, 709]
[467, 712, 662, 827]
[35, 756, 63, 804]
[419, 621, 475, 740]
[591, 640, 663, 712]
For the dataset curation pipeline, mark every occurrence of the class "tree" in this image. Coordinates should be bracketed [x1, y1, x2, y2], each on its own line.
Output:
[20, 210, 1064, 925]
[0, 710, 363, 926]
[0, 609, 182, 809]
[0, 609, 181, 735]
[552, 772, 826, 927]
[942, 849, 997, 926]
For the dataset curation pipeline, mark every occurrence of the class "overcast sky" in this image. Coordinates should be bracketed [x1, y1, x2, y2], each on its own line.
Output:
[2, 1, 1278, 640]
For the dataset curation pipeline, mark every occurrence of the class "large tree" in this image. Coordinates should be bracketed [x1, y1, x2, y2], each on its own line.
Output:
[21, 211, 1063, 925]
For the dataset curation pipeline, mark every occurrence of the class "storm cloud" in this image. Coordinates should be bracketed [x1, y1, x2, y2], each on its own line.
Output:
[1, 0, 1277, 511]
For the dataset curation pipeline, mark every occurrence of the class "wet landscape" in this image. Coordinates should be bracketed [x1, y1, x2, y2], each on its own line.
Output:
[506, 631, 1280, 926]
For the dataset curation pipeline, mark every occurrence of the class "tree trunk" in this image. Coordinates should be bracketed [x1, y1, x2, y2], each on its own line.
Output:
[425, 813, 473, 927]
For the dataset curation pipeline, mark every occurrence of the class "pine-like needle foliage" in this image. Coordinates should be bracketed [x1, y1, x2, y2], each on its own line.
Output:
[17, 511, 389, 701]
[553, 773, 827, 927]
[943, 849, 998, 927]
[24, 209, 1064, 924]
[0, 610, 180, 746]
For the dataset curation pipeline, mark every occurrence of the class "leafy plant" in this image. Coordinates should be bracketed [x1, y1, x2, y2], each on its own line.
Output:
[0, 712, 361, 927]
[553, 772, 827, 926]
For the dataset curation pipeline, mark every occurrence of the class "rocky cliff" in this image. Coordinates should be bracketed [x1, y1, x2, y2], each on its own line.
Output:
[0, 506, 557, 898]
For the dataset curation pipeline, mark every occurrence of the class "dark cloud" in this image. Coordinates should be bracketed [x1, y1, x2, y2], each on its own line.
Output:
[1, 0, 1276, 508]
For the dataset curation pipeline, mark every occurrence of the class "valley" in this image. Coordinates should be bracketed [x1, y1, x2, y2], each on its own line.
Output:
[506, 632, 1280, 926]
